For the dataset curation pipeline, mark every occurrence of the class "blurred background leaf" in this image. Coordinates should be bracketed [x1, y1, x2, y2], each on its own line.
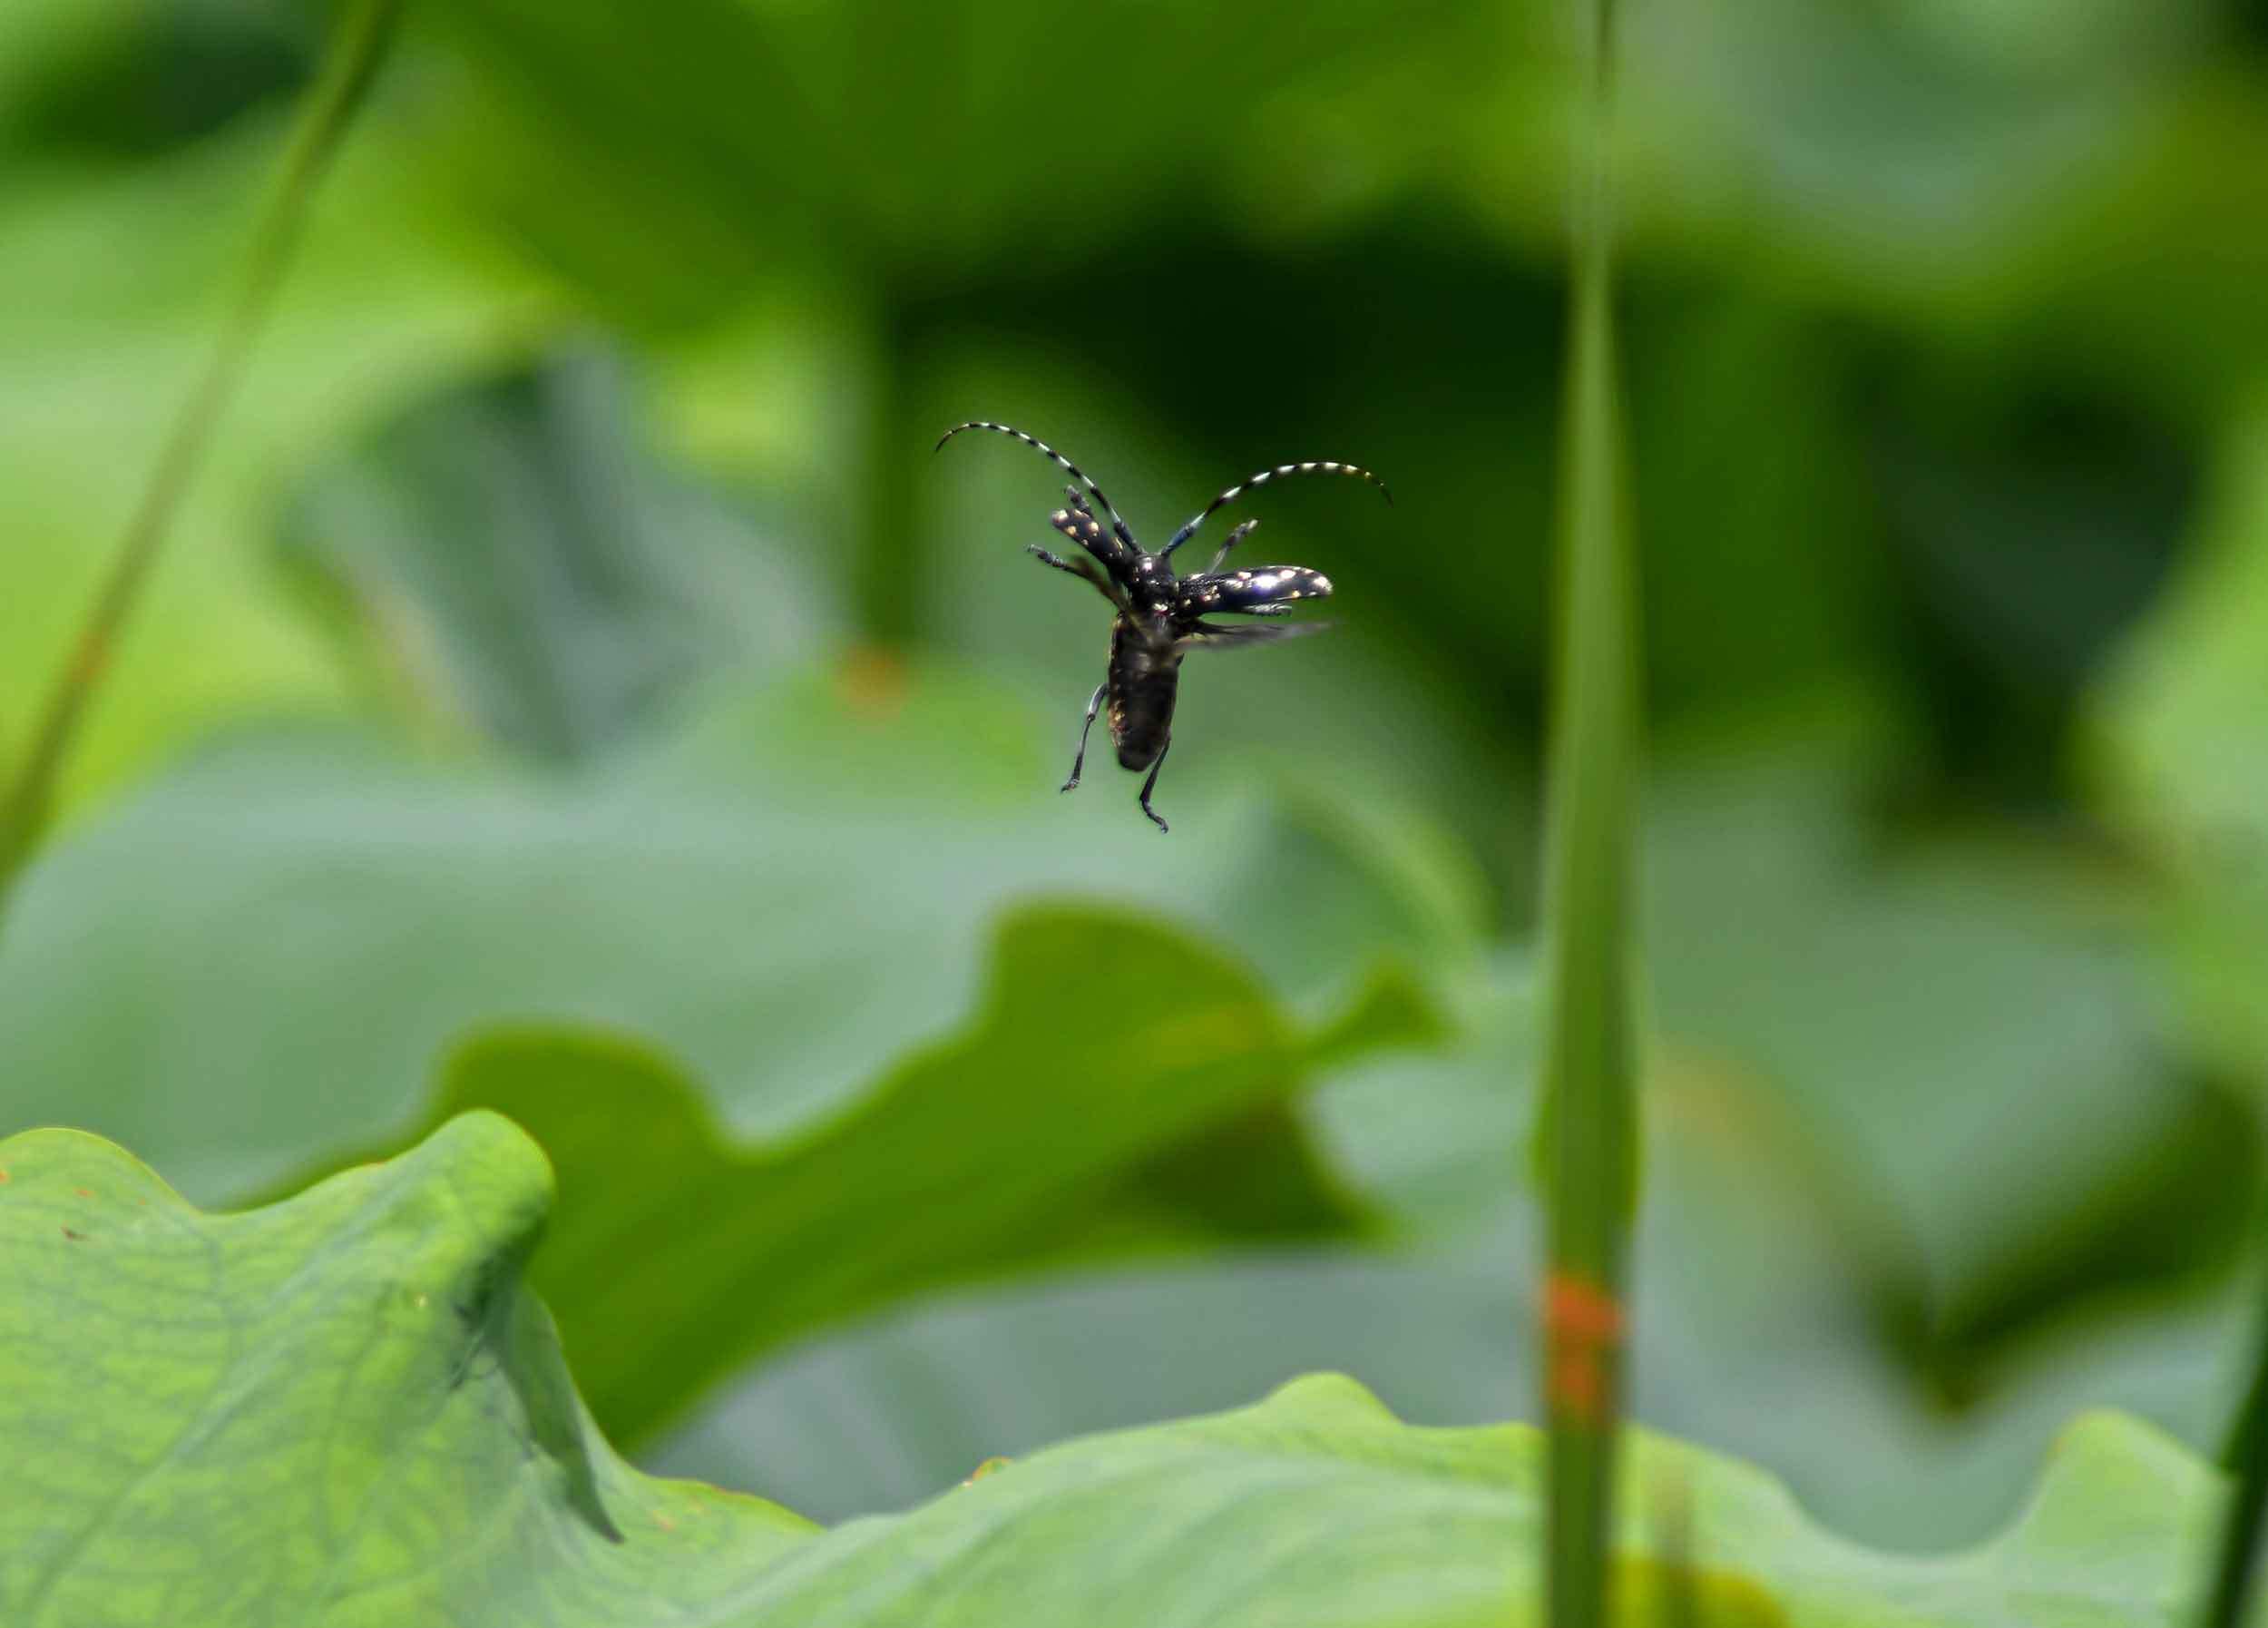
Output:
[4, 0, 2268, 1581]
[654, 1021, 2245, 1551]
[0, 102, 553, 824]
[276, 344, 841, 760]
[2088, 402, 2268, 1096]
[0, 663, 1477, 1203]
[259, 907, 1413, 1446]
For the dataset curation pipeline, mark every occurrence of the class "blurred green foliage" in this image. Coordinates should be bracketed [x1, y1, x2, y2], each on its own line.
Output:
[256, 912, 1419, 1446]
[5, 0, 2268, 1585]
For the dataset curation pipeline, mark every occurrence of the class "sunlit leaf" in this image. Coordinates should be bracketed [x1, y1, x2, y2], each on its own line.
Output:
[5, 1116, 2254, 1625]
[0, 1114, 813, 1627]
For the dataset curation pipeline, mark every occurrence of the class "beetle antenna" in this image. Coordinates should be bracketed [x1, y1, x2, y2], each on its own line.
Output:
[935, 421, 1139, 554]
[1161, 459, 1391, 556]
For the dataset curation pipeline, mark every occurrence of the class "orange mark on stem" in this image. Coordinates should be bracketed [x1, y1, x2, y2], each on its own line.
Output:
[72, 634, 110, 689]
[1542, 1271, 1625, 1427]
[73, 1188, 93, 1199]
[1543, 1273, 1624, 1344]
[1549, 1349, 1606, 1421]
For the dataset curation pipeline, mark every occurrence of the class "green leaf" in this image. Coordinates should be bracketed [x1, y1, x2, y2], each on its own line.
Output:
[2087, 405, 2268, 1098]
[272, 903, 1388, 1446]
[650, 942, 2235, 1550]
[727, 1375, 2246, 1627]
[277, 345, 840, 762]
[0, 662, 1479, 1207]
[658, 1205, 2243, 1551]
[4, 1117, 2251, 1625]
[412, 0, 1487, 318]
[0, 0, 408, 899]
[1644, 706, 2254, 1374]
[0, 113, 549, 829]
[654, 1246, 1529, 1525]
[0, 1113, 814, 1627]
[1295, 946, 2241, 1548]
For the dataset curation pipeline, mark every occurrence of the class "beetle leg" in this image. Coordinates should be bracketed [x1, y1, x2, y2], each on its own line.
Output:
[1028, 544, 1090, 579]
[1137, 739, 1171, 833]
[1028, 544, 1129, 613]
[1062, 683, 1105, 792]
[1205, 518, 1261, 575]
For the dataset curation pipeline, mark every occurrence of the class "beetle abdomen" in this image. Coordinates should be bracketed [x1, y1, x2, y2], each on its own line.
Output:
[1107, 617, 1180, 770]
[1111, 674, 1177, 769]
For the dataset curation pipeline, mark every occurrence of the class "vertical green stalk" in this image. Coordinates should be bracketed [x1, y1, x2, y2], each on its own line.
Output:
[0, 0, 405, 897]
[1535, 0, 1637, 1623]
[2200, 1264, 2268, 1628]
[855, 297, 924, 647]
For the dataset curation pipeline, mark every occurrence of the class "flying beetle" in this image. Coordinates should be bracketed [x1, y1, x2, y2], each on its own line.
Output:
[936, 420, 1391, 832]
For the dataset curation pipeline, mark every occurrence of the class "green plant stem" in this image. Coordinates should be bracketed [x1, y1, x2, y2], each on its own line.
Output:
[856, 299, 926, 646]
[0, 0, 405, 897]
[1536, 0, 1637, 1624]
[2202, 1262, 2268, 1627]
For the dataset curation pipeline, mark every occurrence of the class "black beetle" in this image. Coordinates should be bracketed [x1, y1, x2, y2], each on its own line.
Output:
[937, 420, 1389, 831]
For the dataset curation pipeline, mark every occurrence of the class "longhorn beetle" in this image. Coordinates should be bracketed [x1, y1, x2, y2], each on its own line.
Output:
[936, 420, 1390, 832]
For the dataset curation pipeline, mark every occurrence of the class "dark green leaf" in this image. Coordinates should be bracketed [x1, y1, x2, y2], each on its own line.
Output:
[275, 902, 1389, 1444]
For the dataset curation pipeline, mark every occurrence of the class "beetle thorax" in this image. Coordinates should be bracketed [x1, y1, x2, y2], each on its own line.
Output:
[1131, 554, 1178, 616]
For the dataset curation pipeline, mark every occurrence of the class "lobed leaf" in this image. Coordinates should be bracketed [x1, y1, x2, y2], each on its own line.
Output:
[0, 1114, 811, 1627]
[269, 903, 1398, 1445]
[1, 1115, 2253, 1625]
[0, 662, 1476, 1207]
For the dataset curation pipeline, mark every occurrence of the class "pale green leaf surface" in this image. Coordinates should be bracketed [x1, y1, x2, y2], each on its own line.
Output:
[731, 1377, 2244, 1628]
[1305, 740, 2247, 1388]
[1291, 946, 2239, 1548]
[0, 663, 1478, 1205]
[0, 1113, 812, 1628]
[658, 1206, 2239, 1551]
[1640, 711, 2251, 1357]
[2, 1116, 2250, 1626]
